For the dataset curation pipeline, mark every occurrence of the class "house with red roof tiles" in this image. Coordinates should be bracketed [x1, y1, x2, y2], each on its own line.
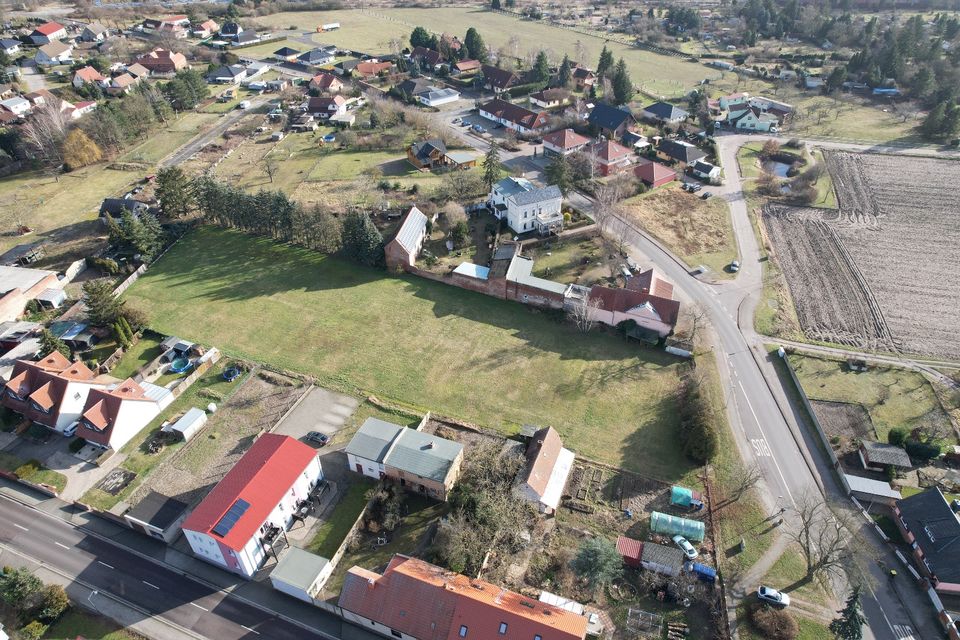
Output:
[2, 353, 103, 432]
[339, 555, 588, 640]
[586, 138, 634, 176]
[542, 128, 591, 157]
[29, 21, 66, 45]
[626, 267, 675, 300]
[309, 72, 343, 94]
[515, 426, 574, 514]
[633, 159, 677, 188]
[72, 65, 106, 89]
[479, 98, 549, 134]
[587, 285, 681, 339]
[181, 434, 324, 577]
[134, 48, 189, 75]
[76, 378, 173, 451]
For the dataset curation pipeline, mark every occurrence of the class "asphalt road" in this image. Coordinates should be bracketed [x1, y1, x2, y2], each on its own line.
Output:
[0, 496, 343, 640]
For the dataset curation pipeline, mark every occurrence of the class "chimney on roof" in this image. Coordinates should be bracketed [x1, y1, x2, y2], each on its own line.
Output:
[366, 578, 375, 589]
[426, 441, 435, 449]
[494, 588, 506, 604]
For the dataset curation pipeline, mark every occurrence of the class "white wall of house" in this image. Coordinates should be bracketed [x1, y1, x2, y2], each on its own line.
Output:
[271, 563, 333, 603]
[543, 140, 586, 156]
[478, 107, 538, 134]
[184, 455, 323, 578]
[341, 610, 418, 640]
[106, 398, 164, 450]
[347, 452, 384, 480]
[733, 112, 774, 131]
[589, 306, 673, 338]
[52, 381, 104, 431]
[36, 48, 73, 65]
[508, 198, 562, 234]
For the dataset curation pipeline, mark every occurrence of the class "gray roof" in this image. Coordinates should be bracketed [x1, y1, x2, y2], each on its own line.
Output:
[271, 547, 330, 590]
[344, 417, 404, 463]
[387, 428, 463, 483]
[644, 101, 689, 121]
[641, 542, 684, 570]
[510, 185, 562, 207]
[658, 139, 706, 164]
[493, 176, 534, 198]
[125, 491, 188, 529]
[861, 440, 912, 468]
[392, 207, 429, 254]
[588, 102, 633, 130]
[506, 256, 568, 295]
[896, 487, 960, 583]
[0, 265, 54, 295]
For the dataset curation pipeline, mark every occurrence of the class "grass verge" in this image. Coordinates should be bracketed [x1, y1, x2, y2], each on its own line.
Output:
[308, 478, 376, 558]
[43, 608, 143, 639]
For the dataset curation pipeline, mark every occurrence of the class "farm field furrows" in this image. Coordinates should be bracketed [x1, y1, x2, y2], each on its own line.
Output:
[762, 151, 960, 359]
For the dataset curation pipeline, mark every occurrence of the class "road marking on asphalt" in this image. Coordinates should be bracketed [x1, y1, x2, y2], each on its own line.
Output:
[241, 625, 260, 635]
[53, 541, 69, 549]
[751, 438, 773, 457]
[142, 580, 160, 589]
[189, 602, 208, 611]
[893, 624, 915, 639]
[97, 561, 114, 569]
[12, 524, 27, 531]
[736, 380, 795, 504]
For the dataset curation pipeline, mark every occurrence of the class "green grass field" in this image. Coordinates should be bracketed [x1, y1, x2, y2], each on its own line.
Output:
[124, 227, 695, 478]
[44, 609, 141, 640]
[110, 334, 165, 380]
[254, 8, 713, 97]
[119, 112, 219, 165]
[790, 354, 953, 443]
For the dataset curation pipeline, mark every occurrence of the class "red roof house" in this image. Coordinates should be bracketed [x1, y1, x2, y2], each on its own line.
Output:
[588, 138, 634, 176]
[633, 160, 677, 188]
[30, 21, 66, 43]
[309, 72, 343, 93]
[479, 98, 549, 133]
[181, 434, 323, 577]
[72, 66, 106, 88]
[75, 378, 171, 451]
[339, 555, 588, 640]
[542, 128, 591, 157]
[617, 535, 643, 568]
[588, 285, 681, 339]
[354, 60, 393, 78]
[2, 353, 103, 432]
[134, 48, 188, 75]
[626, 267, 675, 299]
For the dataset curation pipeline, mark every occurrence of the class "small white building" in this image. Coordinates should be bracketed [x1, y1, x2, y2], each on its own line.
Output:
[690, 159, 722, 183]
[162, 407, 207, 442]
[489, 177, 563, 235]
[124, 491, 190, 543]
[416, 87, 460, 107]
[182, 434, 324, 578]
[270, 547, 332, 602]
[35, 41, 74, 66]
[0, 97, 31, 117]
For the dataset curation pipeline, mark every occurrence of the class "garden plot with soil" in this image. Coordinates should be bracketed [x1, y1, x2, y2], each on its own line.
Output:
[128, 369, 307, 507]
[762, 152, 960, 358]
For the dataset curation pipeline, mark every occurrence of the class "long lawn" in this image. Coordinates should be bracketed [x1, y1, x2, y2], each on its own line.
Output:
[254, 8, 712, 97]
[123, 227, 693, 479]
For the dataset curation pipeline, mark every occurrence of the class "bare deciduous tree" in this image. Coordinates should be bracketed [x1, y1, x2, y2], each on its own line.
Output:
[593, 180, 626, 233]
[263, 157, 278, 183]
[19, 101, 69, 174]
[568, 292, 601, 333]
[786, 496, 868, 582]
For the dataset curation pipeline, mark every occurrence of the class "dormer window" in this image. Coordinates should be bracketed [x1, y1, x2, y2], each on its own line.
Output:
[6, 388, 22, 401]
[30, 401, 50, 414]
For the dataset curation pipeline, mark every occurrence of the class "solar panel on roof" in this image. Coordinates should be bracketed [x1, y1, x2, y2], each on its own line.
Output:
[211, 498, 250, 538]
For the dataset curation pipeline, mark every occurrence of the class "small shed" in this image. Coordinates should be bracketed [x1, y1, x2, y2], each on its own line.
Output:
[163, 408, 207, 442]
[123, 491, 189, 543]
[269, 547, 332, 602]
[859, 440, 912, 471]
[58, 322, 98, 350]
[650, 510, 705, 542]
[670, 485, 703, 508]
[641, 542, 684, 577]
[845, 473, 902, 506]
[617, 535, 643, 568]
[35, 287, 66, 309]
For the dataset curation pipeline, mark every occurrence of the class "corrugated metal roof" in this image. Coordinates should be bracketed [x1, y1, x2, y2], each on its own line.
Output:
[271, 547, 330, 591]
[844, 473, 901, 499]
[453, 263, 489, 280]
[387, 429, 463, 482]
[393, 207, 428, 254]
[344, 417, 404, 463]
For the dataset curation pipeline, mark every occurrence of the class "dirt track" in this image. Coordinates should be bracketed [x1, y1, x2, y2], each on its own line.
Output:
[762, 152, 960, 359]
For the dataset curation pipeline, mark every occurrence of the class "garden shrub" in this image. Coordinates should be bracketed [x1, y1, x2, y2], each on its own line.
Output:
[19, 621, 47, 640]
[749, 603, 798, 640]
[905, 440, 941, 461]
[888, 427, 907, 446]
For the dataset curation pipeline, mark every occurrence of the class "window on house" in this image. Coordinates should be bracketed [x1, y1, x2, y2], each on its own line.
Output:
[535, 636, 542, 640]
[391, 631, 402, 638]
[498, 622, 508, 634]
[74, 392, 82, 400]
[459, 626, 468, 637]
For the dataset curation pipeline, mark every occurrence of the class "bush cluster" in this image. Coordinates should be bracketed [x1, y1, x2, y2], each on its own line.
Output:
[749, 603, 799, 640]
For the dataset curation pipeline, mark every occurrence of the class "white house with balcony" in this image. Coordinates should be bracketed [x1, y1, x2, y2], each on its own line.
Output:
[489, 177, 563, 236]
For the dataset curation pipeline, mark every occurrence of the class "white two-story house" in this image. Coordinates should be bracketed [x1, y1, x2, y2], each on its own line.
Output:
[489, 177, 563, 236]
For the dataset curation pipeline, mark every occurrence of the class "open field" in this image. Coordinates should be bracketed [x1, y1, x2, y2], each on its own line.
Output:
[120, 112, 220, 165]
[791, 354, 953, 443]
[621, 184, 737, 276]
[44, 609, 143, 640]
[762, 152, 960, 359]
[123, 227, 695, 480]
[254, 8, 715, 97]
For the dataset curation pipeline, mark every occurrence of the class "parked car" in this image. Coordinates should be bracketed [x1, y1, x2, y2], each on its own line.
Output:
[757, 586, 791, 608]
[451, 117, 461, 124]
[729, 260, 740, 273]
[683, 182, 702, 193]
[701, 191, 713, 200]
[672, 535, 698, 560]
[305, 431, 329, 446]
[63, 421, 79, 438]
[471, 124, 486, 133]
[460, 120, 472, 127]
[238, 100, 251, 110]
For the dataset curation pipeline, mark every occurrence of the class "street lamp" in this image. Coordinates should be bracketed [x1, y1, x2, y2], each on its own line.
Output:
[87, 590, 99, 608]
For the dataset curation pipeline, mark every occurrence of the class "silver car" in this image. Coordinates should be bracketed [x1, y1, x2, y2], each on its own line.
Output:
[758, 585, 791, 608]
[672, 535, 698, 560]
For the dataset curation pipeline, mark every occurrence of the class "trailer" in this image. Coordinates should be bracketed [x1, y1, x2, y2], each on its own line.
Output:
[318, 22, 340, 32]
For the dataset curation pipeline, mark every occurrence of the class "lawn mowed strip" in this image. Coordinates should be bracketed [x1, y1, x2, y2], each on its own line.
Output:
[124, 227, 692, 479]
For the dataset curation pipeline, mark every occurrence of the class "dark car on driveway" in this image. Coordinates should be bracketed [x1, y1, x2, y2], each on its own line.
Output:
[305, 431, 329, 446]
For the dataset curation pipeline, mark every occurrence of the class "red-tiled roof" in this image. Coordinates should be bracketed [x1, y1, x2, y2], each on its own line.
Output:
[354, 61, 393, 76]
[589, 138, 632, 163]
[34, 22, 64, 36]
[524, 426, 563, 497]
[181, 434, 318, 551]
[74, 66, 104, 83]
[633, 160, 676, 185]
[2, 356, 98, 427]
[588, 285, 681, 326]
[542, 128, 591, 150]
[77, 378, 151, 446]
[310, 72, 341, 89]
[616, 535, 643, 562]
[480, 98, 549, 130]
[627, 268, 674, 299]
[454, 59, 481, 72]
[339, 555, 587, 640]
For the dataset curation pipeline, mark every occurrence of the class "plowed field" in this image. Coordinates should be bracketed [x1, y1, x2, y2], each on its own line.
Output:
[762, 152, 960, 359]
